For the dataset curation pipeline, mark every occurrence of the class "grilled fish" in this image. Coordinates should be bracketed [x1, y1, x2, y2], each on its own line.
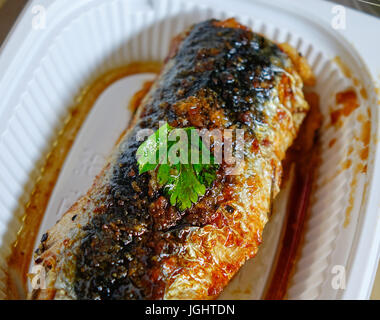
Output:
[31, 18, 313, 300]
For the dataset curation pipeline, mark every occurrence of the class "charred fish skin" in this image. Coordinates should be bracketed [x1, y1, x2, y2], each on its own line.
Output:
[33, 19, 309, 300]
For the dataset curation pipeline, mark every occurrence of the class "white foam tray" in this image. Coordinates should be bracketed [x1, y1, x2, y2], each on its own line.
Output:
[0, 0, 379, 300]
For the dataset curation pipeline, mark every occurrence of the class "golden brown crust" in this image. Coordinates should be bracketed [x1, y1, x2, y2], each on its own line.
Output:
[31, 19, 312, 300]
[278, 43, 316, 86]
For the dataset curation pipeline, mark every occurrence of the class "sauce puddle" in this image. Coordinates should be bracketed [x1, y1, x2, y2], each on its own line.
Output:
[264, 92, 322, 299]
[5, 62, 161, 299]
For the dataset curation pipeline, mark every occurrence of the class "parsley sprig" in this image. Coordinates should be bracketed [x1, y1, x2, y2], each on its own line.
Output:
[136, 123, 218, 211]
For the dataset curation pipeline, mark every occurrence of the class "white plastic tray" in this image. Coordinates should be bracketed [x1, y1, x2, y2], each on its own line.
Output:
[0, 0, 379, 299]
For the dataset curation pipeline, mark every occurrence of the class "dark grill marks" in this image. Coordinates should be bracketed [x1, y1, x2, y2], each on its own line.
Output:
[74, 19, 288, 299]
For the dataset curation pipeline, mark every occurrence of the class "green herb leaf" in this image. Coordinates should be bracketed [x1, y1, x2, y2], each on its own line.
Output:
[136, 123, 218, 211]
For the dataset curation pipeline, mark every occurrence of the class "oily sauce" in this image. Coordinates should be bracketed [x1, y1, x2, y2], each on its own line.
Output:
[5, 62, 161, 299]
[7, 65, 320, 300]
[264, 92, 323, 300]
[330, 89, 360, 126]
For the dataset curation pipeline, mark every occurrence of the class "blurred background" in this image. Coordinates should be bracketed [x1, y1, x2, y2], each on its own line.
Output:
[0, 0, 379, 300]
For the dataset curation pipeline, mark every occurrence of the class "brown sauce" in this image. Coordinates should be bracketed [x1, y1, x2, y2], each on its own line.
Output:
[129, 80, 155, 112]
[6, 69, 323, 300]
[342, 108, 371, 227]
[328, 138, 337, 148]
[330, 89, 359, 126]
[333, 56, 352, 79]
[344, 162, 365, 228]
[360, 87, 368, 100]
[342, 159, 352, 170]
[265, 92, 322, 300]
[329, 57, 373, 229]
[5, 62, 162, 299]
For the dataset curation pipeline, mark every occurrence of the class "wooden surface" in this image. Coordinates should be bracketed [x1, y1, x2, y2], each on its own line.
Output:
[371, 265, 380, 299]
[0, 0, 27, 46]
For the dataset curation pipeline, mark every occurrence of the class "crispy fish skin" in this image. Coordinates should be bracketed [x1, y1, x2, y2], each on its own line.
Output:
[32, 19, 310, 300]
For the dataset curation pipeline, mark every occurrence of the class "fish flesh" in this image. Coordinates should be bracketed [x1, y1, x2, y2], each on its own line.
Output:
[31, 18, 313, 300]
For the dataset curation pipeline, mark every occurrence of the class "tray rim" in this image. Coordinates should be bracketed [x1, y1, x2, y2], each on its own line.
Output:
[0, 0, 379, 300]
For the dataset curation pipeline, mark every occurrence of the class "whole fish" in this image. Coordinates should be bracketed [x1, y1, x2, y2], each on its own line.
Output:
[32, 18, 312, 300]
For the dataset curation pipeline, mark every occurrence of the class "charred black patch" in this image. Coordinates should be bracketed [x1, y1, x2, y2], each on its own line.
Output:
[74, 19, 288, 300]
